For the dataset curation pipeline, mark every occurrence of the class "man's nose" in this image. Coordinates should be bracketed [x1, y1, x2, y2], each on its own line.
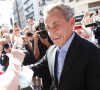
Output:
[48, 28, 56, 36]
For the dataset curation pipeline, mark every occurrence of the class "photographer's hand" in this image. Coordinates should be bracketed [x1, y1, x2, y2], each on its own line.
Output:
[33, 31, 40, 59]
[40, 37, 51, 47]
[34, 31, 40, 44]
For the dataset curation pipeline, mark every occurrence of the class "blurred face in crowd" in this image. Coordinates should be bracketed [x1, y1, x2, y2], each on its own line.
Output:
[28, 19, 34, 29]
[45, 8, 75, 47]
[3, 33, 11, 43]
[30, 22, 34, 29]
[1, 28, 8, 35]
[14, 27, 20, 36]
[0, 41, 3, 46]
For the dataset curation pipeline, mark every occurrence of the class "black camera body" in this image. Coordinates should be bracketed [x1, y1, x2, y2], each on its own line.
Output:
[37, 18, 48, 39]
[1, 51, 9, 69]
[0, 43, 10, 69]
[38, 30, 48, 39]
[85, 21, 100, 43]
[27, 32, 33, 37]
[0, 43, 29, 69]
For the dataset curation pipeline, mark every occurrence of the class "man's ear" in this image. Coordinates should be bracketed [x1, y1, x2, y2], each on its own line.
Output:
[69, 16, 75, 28]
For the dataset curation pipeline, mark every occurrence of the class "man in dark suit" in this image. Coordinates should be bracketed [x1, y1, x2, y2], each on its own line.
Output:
[30, 2, 100, 90]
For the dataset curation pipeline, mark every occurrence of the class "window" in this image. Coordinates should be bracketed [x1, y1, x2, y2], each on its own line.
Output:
[42, 0, 46, 5]
[72, 8, 75, 15]
[76, 0, 79, 2]
[62, 0, 65, 2]
[40, 10, 43, 16]
[69, 0, 73, 2]
[39, 2, 40, 6]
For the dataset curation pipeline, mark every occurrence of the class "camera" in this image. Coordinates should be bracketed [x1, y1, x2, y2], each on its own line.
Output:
[27, 32, 33, 37]
[0, 43, 10, 68]
[38, 30, 48, 39]
[85, 21, 100, 43]
[3, 43, 9, 49]
[0, 43, 30, 68]
[39, 18, 45, 30]
[37, 18, 48, 39]
[22, 36, 25, 40]
[1, 50, 9, 69]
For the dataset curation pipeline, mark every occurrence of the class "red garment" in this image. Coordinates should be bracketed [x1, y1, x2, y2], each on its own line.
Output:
[0, 67, 5, 75]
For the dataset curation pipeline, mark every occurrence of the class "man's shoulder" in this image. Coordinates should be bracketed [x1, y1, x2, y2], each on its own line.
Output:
[73, 33, 99, 51]
[47, 45, 57, 52]
[79, 38, 99, 53]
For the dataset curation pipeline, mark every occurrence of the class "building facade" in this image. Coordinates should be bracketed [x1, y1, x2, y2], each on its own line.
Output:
[66, 0, 100, 16]
[13, 0, 26, 29]
[12, 0, 100, 29]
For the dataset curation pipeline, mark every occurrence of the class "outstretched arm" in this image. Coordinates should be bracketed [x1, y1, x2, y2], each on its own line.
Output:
[0, 43, 25, 90]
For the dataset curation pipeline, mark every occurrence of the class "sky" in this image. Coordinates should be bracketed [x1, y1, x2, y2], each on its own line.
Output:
[0, 0, 13, 28]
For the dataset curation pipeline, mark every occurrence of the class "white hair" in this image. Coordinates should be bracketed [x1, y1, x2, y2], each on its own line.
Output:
[43, 2, 73, 22]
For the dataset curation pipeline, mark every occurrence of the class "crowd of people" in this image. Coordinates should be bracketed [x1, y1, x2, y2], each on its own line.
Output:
[74, 9, 100, 44]
[0, 2, 100, 90]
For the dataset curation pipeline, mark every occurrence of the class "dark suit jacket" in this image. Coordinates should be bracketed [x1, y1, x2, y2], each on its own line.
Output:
[32, 33, 100, 90]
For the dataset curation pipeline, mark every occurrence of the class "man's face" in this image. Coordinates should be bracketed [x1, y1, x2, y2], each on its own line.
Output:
[45, 8, 74, 47]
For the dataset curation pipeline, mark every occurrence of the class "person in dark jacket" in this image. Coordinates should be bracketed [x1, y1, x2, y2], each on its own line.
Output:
[29, 2, 100, 90]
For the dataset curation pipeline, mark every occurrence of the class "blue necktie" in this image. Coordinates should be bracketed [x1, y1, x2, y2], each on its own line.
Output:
[56, 50, 60, 82]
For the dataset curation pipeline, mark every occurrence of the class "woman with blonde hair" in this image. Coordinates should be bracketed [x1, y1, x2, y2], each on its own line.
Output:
[0, 27, 9, 38]
[12, 24, 23, 46]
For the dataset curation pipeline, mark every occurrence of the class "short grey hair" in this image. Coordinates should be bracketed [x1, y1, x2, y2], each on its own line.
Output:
[43, 2, 74, 22]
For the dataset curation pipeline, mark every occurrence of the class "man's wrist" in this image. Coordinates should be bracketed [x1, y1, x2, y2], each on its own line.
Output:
[8, 63, 21, 74]
[8, 59, 22, 74]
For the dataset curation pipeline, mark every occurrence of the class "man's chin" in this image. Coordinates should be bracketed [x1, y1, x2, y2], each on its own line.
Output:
[54, 43, 61, 47]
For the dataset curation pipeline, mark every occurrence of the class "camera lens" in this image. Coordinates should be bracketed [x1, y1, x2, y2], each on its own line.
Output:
[3, 43, 9, 49]
[38, 30, 48, 39]
[27, 32, 33, 37]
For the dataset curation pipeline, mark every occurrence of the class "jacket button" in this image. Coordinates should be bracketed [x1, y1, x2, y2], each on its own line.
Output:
[66, 68, 68, 71]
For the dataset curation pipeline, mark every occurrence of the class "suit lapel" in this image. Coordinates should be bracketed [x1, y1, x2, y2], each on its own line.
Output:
[47, 45, 58, 87]
[59, 33, 82, 84]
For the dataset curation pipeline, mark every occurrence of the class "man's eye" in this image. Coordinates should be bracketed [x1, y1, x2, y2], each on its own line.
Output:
[54, 24, 60, 28]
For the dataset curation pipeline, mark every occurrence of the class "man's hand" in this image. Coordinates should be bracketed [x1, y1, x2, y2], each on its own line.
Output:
[7, 41, 25, 64]
[40, 37, 51, 47]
